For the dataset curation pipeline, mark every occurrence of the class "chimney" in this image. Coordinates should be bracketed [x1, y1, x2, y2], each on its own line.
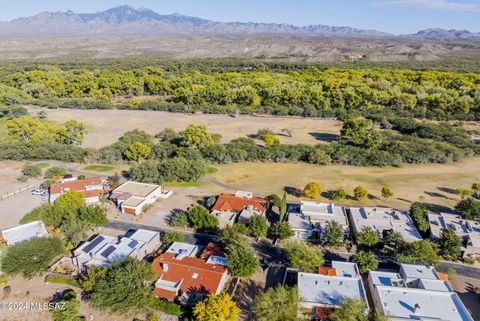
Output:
[414, 303, 421, 311]
[163, 263, 169, 272]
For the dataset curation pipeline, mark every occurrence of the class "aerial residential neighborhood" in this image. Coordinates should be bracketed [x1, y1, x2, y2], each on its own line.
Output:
[1, 1, 480, 321]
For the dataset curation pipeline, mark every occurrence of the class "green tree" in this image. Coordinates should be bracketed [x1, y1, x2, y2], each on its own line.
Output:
[332, 188, 347, 201]
[395, 240, 439, 265]
[54, 190, 85, 209]
[219, 225, 250, 248]
[44, 166, 67, 179]
[263, 134, 280, 147]
[266, 194, 281, 208]
[409, 203, 430, 234]
[381, 186, 394, 199]
[52, 295, 82, 321]
[340, 117, 382, 149]
[252, 286, 299, 321]
[272, 221, 294, 241]
[248, 215, 268, 239]
[227, 242, 259, 278]
[22, 164, 42, 178]
[352, 251, 379, 274]
[456, 188, 473, 199]
[385, 231, 405, 248]
[57, 120, 86, 145]
[303, 182, 322, 199]
[438, 229, 461, 261]
[357, 227, 380, 247]
[279, 192, 287, 222]
[321, 221, 345, 248]
[180, 124, 214, 148]
[330, 298, 368, 321]
[193, 292, 240, 321]
[284, 240, 324, 272]
[188, 205, 218, 231]
[455, 197, 480, 220]
[80, 266, 108, 293]
[124, 141, 151, 161]
[170, 210, 190, 228]
[90, 257, 153, 314]
[161, 231, 185, 245]
[2, 237, 64, 278]
[354, 186, 369, 200]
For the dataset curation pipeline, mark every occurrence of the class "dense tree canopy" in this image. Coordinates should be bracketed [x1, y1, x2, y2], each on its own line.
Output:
[252, 286, 299, 321]
[284, 240, 325, 272]
[2, 237, 64, 278]
[193, 293, 240, 321]
[89, 257, 153, 314]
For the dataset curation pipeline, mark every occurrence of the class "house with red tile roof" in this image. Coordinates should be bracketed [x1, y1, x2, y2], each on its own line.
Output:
[49, 177, 104, 204]
[152, 242, 228, 302]
[211, 191, 270, 227]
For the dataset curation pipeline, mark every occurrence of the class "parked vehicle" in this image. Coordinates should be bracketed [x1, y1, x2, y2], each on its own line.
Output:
[31, 188, 47, 196]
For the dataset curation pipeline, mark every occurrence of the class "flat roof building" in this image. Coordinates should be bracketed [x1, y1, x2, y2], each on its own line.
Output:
[110, 181, 172, 216]
[297, 261, 368, 319]
[287, 202, 349, 240]
[0, 221, 49, 246]
[71, 229, 160, 271]
[428, 212, 480, 259]
[368, 263, 474, 321]
[347, 206, 422, 242]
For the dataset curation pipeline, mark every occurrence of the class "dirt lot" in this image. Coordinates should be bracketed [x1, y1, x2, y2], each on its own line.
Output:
[25, 106, 342, 148]
[0, 276, 138, 321]
[205, 157, 480, 211]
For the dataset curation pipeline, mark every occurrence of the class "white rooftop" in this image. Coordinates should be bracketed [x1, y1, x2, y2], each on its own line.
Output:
[128, 229, 158, 243]
[298, 271, 367, 308]
[287, 212, 313, 230]
[166, 242, 199, 258]
[400, 263, 439, 281]
[348, 206, 422, 241]
[298, 261, 367, 309]
[369, 264, 474, 321]
[1, 221, 49, 246]
[428, 212, 480, 240]
[301, 202, 348, 226]
[374, 285, 473, 321]
[332, 261, 360, 278]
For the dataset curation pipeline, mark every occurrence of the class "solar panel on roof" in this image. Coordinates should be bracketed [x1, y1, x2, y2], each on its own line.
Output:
[128, 240, 138, 249]
[82, 235, 105, 253]
[101, 245, 116, 258]
[124, 229, 137, 238]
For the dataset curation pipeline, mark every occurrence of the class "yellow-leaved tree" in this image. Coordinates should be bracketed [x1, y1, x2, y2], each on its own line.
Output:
[193, 292, 240, 321]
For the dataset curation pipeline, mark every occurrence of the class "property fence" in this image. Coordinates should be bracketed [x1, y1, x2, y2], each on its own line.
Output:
[0, 184, 36, 201]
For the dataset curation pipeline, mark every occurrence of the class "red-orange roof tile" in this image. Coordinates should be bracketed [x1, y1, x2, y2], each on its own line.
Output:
[211, 193, 269, 213]
[200, 242, 225, 259]
[318, 267, 337, 276]
[315, 306, 334, 320]
[152, 252, 227, 300]
[50, 177, 103, 195]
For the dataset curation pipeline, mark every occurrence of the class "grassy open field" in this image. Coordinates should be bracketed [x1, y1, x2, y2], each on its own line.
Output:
[83, 164, 115, 172]
[25, 106, 342, 148]
[205, 158, 480, 211]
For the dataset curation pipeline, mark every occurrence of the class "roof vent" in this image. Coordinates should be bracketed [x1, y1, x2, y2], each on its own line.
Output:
[163, 263, 169, 271]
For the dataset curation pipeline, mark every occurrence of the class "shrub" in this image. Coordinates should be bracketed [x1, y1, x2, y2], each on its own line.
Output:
[22, 164, 42, 178]
[147, 297, 183, 316]
[331, 188, 347, 201]
[44, 166, 67, 179]
[303, 182, 322, 199]
[354, 186, 368, 200]
[381, 186, 394, 199]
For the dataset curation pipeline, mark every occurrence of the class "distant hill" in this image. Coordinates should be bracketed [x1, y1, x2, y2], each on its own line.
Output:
[0, 5, 392, 36]
[410, 28, 480, 39]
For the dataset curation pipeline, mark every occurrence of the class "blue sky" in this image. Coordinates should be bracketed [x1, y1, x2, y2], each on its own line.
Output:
[0, 0, 479, 34]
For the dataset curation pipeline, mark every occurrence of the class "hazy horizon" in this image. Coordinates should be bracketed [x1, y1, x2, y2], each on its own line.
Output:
[0, 0, 479, 34]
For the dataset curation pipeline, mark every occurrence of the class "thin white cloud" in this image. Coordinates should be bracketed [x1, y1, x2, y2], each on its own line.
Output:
[374, 0, 480, 12]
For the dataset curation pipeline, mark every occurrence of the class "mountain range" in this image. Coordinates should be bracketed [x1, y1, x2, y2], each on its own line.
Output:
[0, 5, 478, 39]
